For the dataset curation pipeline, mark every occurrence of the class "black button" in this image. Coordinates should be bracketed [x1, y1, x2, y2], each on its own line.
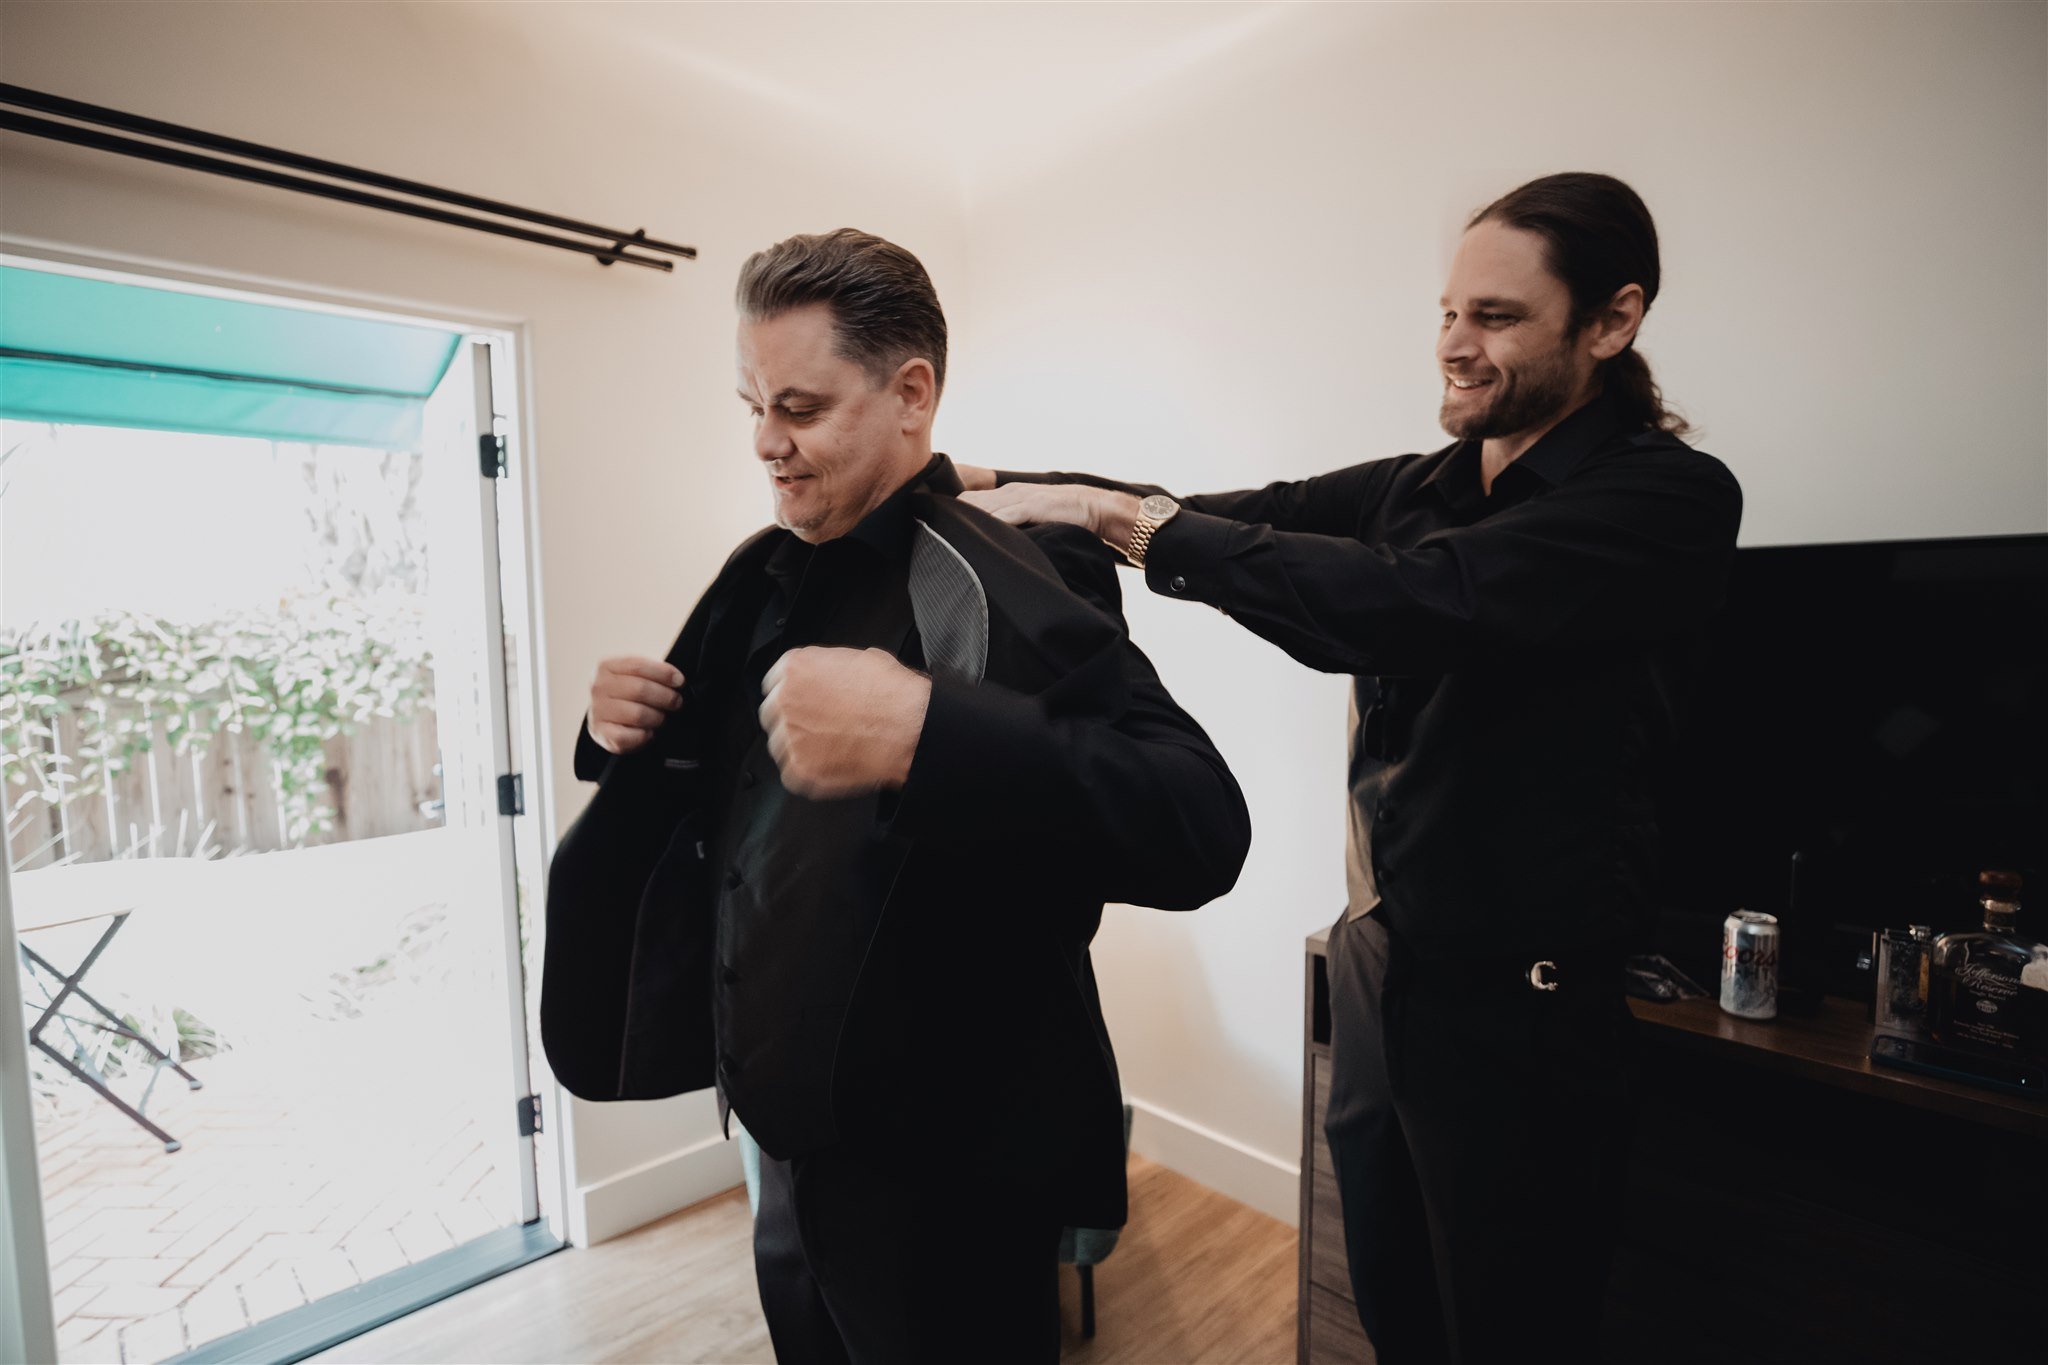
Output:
[774, 616, 788, 628]
[1373, 861, 1393, 886]
[1377, 802, 1397, 823]
[1169, 575, 1189, 594]
[741, 769, 757, 790]
[718, 1052, 739, 1075]
[724, 868, 743, 890]
[719, 966, 741, 985]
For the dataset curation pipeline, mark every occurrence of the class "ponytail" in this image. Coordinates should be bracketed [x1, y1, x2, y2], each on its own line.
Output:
[1603, 347, 1691, 439]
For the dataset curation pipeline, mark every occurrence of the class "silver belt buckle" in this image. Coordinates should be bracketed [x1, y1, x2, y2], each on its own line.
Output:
[1528, 960, 1560, 991]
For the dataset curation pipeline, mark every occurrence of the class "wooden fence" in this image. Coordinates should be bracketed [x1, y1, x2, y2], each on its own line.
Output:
[6, 696, 443, 871]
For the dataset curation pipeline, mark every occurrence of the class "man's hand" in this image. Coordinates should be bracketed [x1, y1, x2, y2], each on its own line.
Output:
[758, 647, 932, 800]
[959, 483, 1141, 554]
[589, 656, 685, 755]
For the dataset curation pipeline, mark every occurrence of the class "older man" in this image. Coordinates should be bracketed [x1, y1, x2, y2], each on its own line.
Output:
[540, 229, 1250, 1363]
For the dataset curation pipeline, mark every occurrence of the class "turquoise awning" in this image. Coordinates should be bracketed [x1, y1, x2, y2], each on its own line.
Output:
[0, 266, 461, 449]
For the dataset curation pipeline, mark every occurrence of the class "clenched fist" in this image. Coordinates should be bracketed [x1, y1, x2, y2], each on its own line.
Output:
[589, 656, 685, 755]
[757, 647, 932, 800]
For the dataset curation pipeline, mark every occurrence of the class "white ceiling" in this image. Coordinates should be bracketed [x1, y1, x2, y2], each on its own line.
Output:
[484, 1, 1313, 201]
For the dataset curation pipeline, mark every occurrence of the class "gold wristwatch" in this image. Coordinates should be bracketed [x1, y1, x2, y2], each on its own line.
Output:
[1124, 494, 1181, 568]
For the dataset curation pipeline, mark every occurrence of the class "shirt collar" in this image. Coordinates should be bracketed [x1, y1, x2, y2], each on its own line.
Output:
[843, 452, 958, 561]
[1513, 391, 1627, 486]
[765, 451, 958, 581]
[1422, 390, 1630, 504]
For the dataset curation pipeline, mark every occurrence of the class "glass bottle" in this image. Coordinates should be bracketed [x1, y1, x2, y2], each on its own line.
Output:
[1874, 923, 1938, 1035]
[1928, 871, 2042, 1055]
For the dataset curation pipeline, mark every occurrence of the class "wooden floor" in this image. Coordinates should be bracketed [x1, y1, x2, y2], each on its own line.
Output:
[312, 1154, 1297, 1364]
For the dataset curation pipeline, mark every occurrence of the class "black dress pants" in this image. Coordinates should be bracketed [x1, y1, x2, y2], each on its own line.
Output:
[753, 1138, 1062, 1364]
[1323, 912, 1636, 1365]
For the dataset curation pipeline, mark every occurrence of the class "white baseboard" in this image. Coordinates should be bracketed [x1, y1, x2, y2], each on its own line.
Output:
[564, 1102, 1296, 1244]
[1128, 1098, 1300, 1227]
[570, 1133, 745, 1246]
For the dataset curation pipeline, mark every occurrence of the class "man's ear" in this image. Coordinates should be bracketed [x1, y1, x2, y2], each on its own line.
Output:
[1587, 283, 1646, 361]
[893, 357, 938, 435]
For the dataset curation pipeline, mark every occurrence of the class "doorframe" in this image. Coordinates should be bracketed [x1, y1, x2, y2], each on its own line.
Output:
[0, 237, 579, 1324]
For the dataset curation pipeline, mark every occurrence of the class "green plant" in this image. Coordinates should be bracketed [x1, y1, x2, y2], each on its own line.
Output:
[1, 594, 433, 849]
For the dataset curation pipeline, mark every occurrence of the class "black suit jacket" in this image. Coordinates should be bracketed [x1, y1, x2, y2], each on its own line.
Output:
[539, 476, 1251, 1228]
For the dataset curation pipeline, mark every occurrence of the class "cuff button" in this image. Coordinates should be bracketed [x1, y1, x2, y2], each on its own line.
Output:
[1169, 575, 1189, 594]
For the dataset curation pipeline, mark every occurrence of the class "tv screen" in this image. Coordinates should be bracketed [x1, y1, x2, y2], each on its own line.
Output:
[1653, 532, 2048, 987]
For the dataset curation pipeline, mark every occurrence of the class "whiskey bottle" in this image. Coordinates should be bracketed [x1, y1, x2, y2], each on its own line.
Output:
[1928, 871, 2042, 1055]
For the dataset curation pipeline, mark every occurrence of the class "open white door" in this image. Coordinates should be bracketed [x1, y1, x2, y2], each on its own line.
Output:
[1, 861, 59, 1365]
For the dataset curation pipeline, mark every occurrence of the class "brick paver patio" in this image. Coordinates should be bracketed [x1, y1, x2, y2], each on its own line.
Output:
[28, 945, 532, 1358]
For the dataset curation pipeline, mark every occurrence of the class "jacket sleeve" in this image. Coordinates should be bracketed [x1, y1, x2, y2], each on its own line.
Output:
[572, 716, 614, 782]
[889, 522, 1252, 912]
[1134, 448, 1744, 676]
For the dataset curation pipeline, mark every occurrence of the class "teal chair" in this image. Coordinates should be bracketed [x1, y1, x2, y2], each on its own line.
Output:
[735, 1103, 1136, 1339]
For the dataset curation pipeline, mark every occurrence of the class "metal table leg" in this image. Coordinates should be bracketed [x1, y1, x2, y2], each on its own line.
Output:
[18, 912, 200, 1153]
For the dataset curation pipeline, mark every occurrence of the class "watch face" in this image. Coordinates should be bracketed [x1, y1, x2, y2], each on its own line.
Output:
[1139, 494, 1180, 521]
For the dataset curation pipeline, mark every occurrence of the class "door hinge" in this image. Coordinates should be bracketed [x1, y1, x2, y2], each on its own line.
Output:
[517, 1094, 542, 1137]
[479, 433, 507, 478]
[497, 772, 524, 816]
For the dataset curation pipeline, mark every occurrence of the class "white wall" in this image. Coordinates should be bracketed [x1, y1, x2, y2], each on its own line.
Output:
[0, 0, 965, 1245]
[6, 0, 2043, 1243]
[942, 0, 2048, 1219]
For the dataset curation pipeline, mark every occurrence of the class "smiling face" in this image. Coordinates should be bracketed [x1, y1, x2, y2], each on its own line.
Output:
[736, 303, 934, 544]
[1435, 219, 1601, 444]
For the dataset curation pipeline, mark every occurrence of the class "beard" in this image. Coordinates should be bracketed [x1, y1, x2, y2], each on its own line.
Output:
[1439, 338, 1583, 441]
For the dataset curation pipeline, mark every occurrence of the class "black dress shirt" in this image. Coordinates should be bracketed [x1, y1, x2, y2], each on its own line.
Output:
[707, 480, 926, 1153]
[1001, 394, 1743, 959]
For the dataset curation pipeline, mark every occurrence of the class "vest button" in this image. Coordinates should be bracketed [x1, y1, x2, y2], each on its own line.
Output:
[1169, 575, 1189, 594]
[725, 868, 743, 890]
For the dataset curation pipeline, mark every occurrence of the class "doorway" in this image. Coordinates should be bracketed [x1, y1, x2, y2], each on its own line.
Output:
[1, 260, 559, 1364]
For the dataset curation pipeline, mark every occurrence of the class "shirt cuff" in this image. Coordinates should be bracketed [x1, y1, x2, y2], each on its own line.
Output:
[1141, 509, 1236, 607]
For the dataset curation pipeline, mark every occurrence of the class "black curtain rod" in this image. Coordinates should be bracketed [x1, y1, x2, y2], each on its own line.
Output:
[0, 84, 695, 271]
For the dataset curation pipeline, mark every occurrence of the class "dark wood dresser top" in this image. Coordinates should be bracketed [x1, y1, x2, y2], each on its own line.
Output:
[1304, 926, 2048, 1140]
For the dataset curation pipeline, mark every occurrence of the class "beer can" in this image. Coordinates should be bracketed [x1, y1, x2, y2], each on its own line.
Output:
[1720, 910, 1780, 1020]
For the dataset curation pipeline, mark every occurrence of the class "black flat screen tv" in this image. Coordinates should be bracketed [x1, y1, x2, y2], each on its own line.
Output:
[1652, 532, 2048, 995]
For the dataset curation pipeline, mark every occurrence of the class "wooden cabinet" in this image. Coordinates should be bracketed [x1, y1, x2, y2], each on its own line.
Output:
[1299, 931, 1371, 1364]
[1300, 927, 2048, 1365]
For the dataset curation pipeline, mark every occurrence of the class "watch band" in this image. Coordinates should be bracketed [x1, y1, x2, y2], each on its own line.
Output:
[1126, 514, 1164, 568]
